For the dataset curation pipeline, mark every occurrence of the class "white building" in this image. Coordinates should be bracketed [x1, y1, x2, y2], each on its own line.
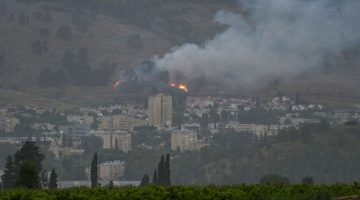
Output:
[171, 130, 199, 151]
[224, 122, 281, 137]
[91, 130, 132, 152]
[98, 160, 125, 181]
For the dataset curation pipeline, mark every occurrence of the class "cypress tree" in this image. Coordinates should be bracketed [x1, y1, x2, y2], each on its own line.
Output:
[157, 155, 165, 185]
[91, 152, 98, 188]
[164, 154, 171, 186]
[49, 168, 58, 189]
[1, 155, 16, 189]
[108, 180, 114, 188]
[152, 170, 158, 184]
[140, 174, 150, 186]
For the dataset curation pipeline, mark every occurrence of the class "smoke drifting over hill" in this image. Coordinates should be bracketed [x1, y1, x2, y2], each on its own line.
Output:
[153, 0, 360, 90]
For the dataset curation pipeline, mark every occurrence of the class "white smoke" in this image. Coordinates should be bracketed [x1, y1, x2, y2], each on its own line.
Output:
[153, 0, 360, 90]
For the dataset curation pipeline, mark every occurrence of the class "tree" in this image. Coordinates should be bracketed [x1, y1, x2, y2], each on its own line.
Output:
[49, 168, 58, 189]
[140, 174, 150, 186]
[302, 176, 314, 185]
[108, 180, 114, 188]
[16, 160, 40, 189]
[152, 154, 171, 186]
[157, 155, 165, 185]
[91, 153, 98, 188]
[164, 154, 171, 186]
[14, 141, 45, 175]
[9, 141, 45, 189]
[152, 170, 158, 184]
[1, 155, 16, 189]
[260, 174, 289, 185]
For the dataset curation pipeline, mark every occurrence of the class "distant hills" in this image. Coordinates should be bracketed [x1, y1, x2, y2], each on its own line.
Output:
[0, 0, 359, 108]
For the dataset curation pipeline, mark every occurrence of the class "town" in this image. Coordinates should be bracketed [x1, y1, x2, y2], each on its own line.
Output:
[0, 91, 358, 187]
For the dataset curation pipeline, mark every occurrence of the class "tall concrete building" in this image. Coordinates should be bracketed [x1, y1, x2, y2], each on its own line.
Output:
[148, 93, 173, 127]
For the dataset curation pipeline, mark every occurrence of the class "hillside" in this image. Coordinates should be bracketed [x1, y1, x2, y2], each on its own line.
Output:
[0, 0, 234, 85]
[0, 0, 239, 107]
[0, 0, 359, 108]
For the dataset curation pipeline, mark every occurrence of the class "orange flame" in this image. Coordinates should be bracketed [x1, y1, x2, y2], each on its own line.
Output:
[170, 83, 189, 93]
[113, 80, 121, 90]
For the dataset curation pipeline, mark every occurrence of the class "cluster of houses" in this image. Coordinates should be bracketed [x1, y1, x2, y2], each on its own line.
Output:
[0, 94, 359, 184]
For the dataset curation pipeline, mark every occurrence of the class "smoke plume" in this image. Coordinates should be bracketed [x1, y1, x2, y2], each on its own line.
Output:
[153, 0, 360, 91]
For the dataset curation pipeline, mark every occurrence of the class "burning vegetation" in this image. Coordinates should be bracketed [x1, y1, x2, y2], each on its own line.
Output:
[113, 61, 189, 95]
[170, 83, 189, 93]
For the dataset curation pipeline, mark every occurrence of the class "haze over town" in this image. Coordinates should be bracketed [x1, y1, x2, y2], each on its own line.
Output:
[0, 0, 360, 193]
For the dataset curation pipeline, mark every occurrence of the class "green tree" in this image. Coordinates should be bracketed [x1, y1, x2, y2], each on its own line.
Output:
[152, 170, 158, 184]
[108, 180, 114, 188]
[140, 174, 150, 186]
[302, 176, 314, 185]
[164, 154, 171, 186]
[16, 160, 40, 189]
[152, 154, 171, 186]
[260, 174, 289, 185]
[14, 141, 45, 173]
[1, 155, 16, 189]
[91, 152, 98, 188]
[157, 155, 165, 185]
[49, 168, 58, 189]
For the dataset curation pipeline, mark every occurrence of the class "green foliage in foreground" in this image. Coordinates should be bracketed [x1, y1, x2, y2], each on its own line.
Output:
[1, 184, 360, 200]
